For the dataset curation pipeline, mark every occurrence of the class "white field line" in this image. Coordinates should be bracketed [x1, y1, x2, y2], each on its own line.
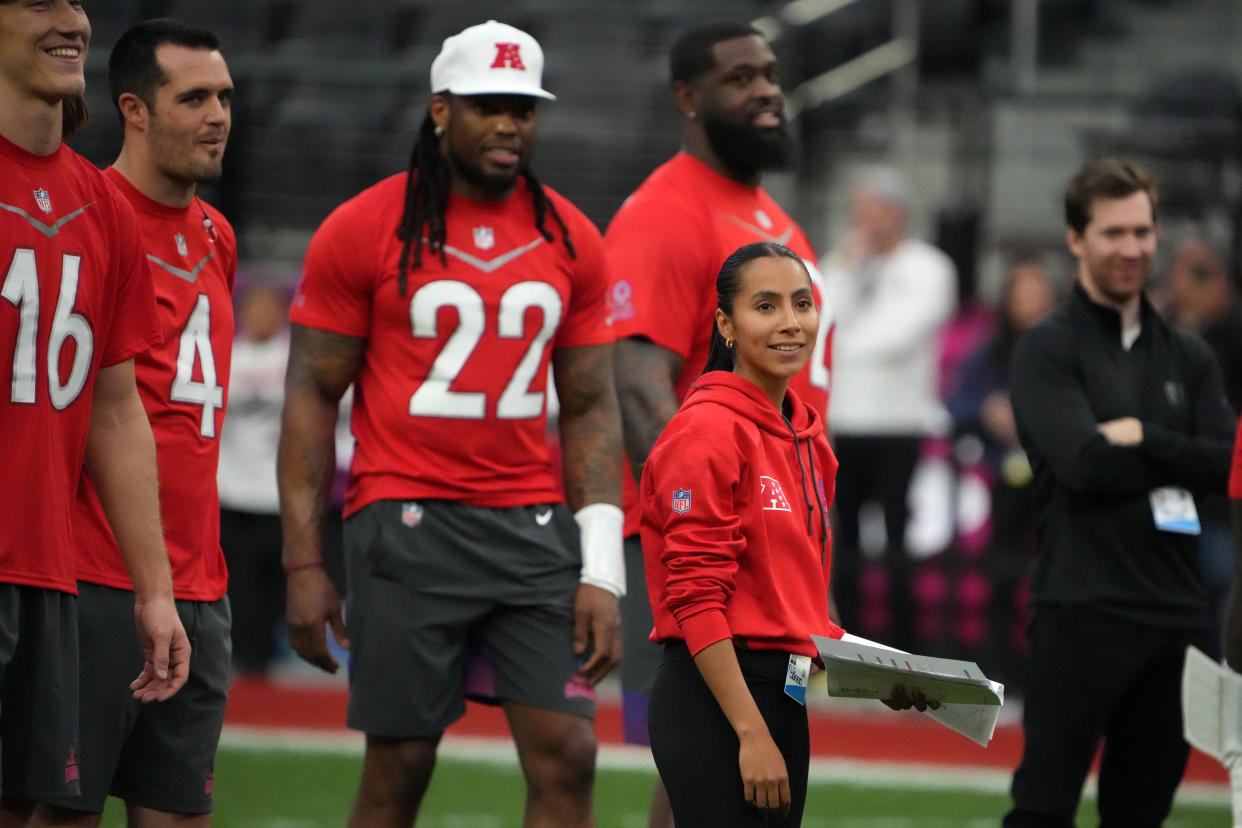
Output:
[220, 726, 1230, 808]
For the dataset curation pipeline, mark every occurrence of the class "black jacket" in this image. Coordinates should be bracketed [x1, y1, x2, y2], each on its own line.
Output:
[1010, 282, 1236, 629]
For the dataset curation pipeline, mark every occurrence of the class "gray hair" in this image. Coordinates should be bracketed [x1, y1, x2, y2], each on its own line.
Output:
[850, 165, 911, 210]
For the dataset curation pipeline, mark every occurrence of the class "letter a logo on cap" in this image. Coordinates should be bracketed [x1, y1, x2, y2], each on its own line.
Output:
[491, 43, 526, 70]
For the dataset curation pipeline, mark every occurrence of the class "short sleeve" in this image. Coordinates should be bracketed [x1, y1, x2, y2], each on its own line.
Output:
[605, 196, 715, 360]
[100, 192, 159, 367]
[291, 198, 378, 337]
[553, 201, 613, 349]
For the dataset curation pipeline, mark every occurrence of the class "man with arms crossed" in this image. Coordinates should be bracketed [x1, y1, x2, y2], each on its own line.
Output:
[604, 22, 831, 827]
[279, 20, 623, 828]
[35, 18, 236, 827]
[1006, 159, 1234, 826]
[0, 2, 188, 824]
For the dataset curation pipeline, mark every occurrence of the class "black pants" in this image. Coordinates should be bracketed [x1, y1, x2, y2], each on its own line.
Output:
[220, 507, 346, 674]
[1004, 604, 1211, 827]
[831, 434, 922, 651]
[649, 641, 809, 827]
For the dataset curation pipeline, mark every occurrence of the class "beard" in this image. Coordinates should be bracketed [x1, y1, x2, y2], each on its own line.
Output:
[149, 122, 225, 185]
[449, 146, 526, 198]
[702, 109, 793, 176]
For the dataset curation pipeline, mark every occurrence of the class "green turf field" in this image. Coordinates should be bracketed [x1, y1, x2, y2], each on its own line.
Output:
[97, 744, 1231, 827]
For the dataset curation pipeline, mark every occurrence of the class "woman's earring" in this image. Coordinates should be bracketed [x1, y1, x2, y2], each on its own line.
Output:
[434, 125, 444, 137]
[725, 338, 735, 349]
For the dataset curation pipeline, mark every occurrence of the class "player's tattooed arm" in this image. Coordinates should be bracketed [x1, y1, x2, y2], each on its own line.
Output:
[554, 342, 622, 511]
[615, 337, 683, 482]
[555, 341, 623, 683]
[278, 323, 364, 673]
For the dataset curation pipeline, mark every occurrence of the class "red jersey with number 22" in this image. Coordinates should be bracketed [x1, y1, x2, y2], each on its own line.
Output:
[75, 168, 236, 601]
[292, 174, 611, 515]
[0, 136, 159, 593]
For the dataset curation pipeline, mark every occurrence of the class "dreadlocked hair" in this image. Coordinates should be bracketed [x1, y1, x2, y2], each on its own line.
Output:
[395, 110, 577, 296]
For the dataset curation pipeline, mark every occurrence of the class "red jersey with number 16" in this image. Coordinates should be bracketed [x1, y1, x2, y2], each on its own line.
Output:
[74, 168, 236, 601]
[0, 136, 160, 594]
[292, 173, 612, 516]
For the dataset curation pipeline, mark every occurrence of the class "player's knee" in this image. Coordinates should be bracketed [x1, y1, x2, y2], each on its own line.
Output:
[524, 719, 597, 798]
[24, 802, 100, 828]
[362, 735, 439, 795]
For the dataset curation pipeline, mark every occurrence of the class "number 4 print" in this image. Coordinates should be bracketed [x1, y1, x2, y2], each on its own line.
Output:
[170, 294, 223, 438]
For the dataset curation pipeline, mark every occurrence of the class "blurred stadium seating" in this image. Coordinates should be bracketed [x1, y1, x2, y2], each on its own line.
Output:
[72, 0, 1240, 288]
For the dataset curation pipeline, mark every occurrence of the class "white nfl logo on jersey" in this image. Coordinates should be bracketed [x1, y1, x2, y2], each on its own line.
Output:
[754, 209, 773, 230]
[33, 188, 52, 214]
[472, 226, 495, 250]
[175, 234, 188, 257]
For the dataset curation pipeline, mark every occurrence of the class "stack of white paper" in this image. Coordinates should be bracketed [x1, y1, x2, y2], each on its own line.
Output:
[811, 632, 1005, 747]
[1181, 646, 1242, 824]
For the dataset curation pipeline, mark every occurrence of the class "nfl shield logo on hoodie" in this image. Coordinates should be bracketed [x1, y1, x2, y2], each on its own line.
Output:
[671, 489, 691, 514]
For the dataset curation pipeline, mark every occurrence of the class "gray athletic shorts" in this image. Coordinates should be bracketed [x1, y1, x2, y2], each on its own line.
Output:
[619, 534, 662, 745]
[0, 583, 79, 801]
[345, 499, 595, 738]
[46, 583, 231, 815]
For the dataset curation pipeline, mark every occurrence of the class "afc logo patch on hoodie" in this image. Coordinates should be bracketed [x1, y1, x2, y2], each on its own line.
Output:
[760, 476, 792, 512]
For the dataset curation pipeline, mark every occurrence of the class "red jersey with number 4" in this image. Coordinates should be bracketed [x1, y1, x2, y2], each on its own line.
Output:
[292, 173, 611, 515]
[74, 169, 236, 601]
[605, 152, 834, 536]
[0, 136, 160, 594]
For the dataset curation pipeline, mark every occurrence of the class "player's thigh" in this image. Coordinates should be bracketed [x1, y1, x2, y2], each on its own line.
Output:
[111, 597, 231, 815]
[42, 584, 144, 813]
[0, 584, 80, 802]
[476, 504, 594, 721]
[344, 500, 491, 738]
[619, 534, 661, 746]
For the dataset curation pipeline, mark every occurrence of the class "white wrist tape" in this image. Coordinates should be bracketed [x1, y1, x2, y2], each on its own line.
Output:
[575, 503, 625, 598]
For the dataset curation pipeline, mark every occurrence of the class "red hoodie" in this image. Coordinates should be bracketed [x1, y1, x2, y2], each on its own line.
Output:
[640, 371, 845, 658]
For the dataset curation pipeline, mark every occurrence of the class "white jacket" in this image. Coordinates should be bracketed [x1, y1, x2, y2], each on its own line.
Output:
[821, 238, 957, 436]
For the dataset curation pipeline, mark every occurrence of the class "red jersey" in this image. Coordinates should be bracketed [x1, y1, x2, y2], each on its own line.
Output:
[640, 371, 844, 657]
[1229, 416, 1242, 499]
[74, 169, 236, 601]
[605, 152, 833, 535]
[0, 136, 159, 594]
[292, 174, 611, 515]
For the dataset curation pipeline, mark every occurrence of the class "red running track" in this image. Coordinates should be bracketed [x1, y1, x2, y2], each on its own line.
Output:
[225, 676, 1227, 785]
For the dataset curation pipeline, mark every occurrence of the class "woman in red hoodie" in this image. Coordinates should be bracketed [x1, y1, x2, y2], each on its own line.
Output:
[640, 241, 842, 826]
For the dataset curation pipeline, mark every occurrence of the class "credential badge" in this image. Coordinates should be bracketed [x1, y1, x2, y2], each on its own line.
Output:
[33, 188, 52, 214]
[473, 226, 495, 250]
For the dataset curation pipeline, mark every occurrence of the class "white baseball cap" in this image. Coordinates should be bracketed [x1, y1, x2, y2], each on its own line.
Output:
[430, 20, 556, 101]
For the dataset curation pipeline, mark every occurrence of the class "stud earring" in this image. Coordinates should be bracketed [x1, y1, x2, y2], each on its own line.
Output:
[434, 125, 444, 137]
[725, 338, 735, 349]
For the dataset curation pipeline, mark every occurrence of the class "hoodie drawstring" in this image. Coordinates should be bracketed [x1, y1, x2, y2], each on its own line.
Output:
[785, 417, 830, 564]
[806, 440, 829, 563]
